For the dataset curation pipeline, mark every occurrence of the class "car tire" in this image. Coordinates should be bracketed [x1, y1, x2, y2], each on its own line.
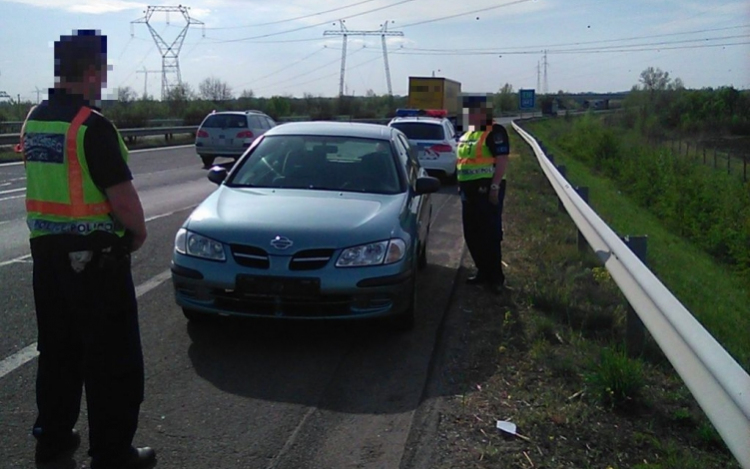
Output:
[182, 308, 213, 323]
[391, 280, 416, 332]
[201, 155, 215, 168]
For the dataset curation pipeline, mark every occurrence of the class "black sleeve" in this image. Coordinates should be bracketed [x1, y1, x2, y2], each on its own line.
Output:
[485, 124, 510, 156]
[83, 115, 132, 190]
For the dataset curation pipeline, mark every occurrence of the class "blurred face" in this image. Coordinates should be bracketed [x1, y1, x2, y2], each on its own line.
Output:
[63, 60, 107, 104]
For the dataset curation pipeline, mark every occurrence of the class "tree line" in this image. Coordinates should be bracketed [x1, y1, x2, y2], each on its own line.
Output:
[1, 69, 747, 137]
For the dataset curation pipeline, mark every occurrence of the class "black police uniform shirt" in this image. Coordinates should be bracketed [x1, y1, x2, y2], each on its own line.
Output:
[485, 123, 510, 157]
[26, 89, 133, 250]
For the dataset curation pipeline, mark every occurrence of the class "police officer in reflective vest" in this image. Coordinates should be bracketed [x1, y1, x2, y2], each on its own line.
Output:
[22, 30, 155, 468]
[456, 96, 510, 294]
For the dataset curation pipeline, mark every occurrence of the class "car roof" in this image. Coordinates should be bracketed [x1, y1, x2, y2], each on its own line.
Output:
[389, 116, 447, 125]
[207, 110, 268, 116]
[263, 121, 395, 140]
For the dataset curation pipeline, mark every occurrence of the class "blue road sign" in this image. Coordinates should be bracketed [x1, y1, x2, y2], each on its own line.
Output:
[519, 89, 535, 110]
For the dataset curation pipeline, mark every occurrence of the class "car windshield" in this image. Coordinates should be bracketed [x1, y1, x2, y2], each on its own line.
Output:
[201, 114, 247, 129]
[227, 135, 403, 194]
[390, 122, 445, 140]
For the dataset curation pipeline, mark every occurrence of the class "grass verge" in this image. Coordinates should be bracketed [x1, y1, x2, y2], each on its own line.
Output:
[427, 128, 739, 469]
[522, 118, 750, 371]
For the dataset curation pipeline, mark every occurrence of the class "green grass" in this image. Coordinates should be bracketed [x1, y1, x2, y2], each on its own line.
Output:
[523, 119, 750, 371]
[585, 346, 644, 409]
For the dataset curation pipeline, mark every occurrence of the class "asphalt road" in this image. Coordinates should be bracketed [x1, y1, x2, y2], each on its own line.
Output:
[0, 145, 466, 469]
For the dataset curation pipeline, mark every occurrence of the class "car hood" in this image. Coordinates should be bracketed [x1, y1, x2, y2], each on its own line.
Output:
[185, 187, 408, 250]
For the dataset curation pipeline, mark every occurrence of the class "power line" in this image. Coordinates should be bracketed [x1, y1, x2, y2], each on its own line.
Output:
[235, 47, 329, 89]
[203, 0, 381, 29]
[252, 48, 367, 91]
[389, 35, 750, 55]
[200, 0, 416, 44]
[273, 54, 385, 96]
[397, 0, 535, 28]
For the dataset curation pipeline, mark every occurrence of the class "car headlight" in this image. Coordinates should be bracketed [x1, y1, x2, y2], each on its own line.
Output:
[175, 228, 226, 261]
[336, 239, 406, 267]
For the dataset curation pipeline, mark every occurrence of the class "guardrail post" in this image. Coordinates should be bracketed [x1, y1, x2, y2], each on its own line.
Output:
[622, 235, 648, 356]
[575, 186, 589, 253]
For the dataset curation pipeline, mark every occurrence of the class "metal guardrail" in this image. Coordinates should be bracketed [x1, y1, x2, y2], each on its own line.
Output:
[512, 121, 750, 469]
[0, 126, 198, 146]
[1, 118, 394, 147]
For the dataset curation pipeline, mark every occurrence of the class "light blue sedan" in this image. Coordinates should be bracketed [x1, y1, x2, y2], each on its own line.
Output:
[171, 121, 441, 330]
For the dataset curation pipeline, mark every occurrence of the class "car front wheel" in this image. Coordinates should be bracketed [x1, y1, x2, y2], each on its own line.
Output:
[390, 279, 416, 332]
[182, 308, 214, 323]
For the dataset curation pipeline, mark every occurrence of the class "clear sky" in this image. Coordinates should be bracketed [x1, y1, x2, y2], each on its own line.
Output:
[0, 0, 748, 102]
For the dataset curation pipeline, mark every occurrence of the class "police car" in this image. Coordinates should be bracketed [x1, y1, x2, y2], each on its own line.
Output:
[387, 109, 459, 181]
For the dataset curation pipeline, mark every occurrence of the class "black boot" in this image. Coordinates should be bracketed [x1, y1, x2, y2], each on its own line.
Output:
[466, 272, 488, 285]
[91, 447, 157, 469]
[35, 429, 81, 464]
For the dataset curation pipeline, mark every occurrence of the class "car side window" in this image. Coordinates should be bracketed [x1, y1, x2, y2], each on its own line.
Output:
[247, 115, 262, 129]
[265, 117, 276, 128]
[444, 121, 455, 139]
[392, 135, 409, 170]
[398, 134, 419, 169]
[395, 134, 420, 185]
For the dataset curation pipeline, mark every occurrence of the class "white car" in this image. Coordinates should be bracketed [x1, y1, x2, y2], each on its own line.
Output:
[388, 111, 459, 181]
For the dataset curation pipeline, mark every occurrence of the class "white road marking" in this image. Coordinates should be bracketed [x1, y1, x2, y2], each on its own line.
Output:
[0, 194, 24, 202]
[0, 268, 173, 380]
[0, 343, 39, 379]
[0, 254, 31, 267]
[0, 187, 24, 195]
[144, 205, 196, 223]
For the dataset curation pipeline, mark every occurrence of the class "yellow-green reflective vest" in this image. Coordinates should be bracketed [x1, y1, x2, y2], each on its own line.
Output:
[24, 106, 128, 239]
[456, 129, 503, 182]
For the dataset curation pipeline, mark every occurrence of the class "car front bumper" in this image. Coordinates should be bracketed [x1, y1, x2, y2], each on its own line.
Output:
[171, 256, 415, 321]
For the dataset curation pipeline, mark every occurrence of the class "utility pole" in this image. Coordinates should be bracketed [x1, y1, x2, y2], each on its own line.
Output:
[31, 86, 44, 104]
[136, 67, 161, 99]
[324, 20, 404, 97]
[543, 50, 549, 95]
[536, 61, 541, 92]
[131, 5, 204, 100]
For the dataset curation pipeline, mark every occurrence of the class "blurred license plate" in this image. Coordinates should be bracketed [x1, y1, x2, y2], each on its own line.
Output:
[236, 275, 320, 297]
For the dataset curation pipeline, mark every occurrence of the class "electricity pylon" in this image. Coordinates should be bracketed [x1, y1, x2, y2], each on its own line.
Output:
[136, 67, 161, 99]
[324, 20, 404, 96]
[131, 5, 204, 100]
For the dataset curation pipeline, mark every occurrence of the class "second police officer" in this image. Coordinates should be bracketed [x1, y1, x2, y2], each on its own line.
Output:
[456, 95, 510, 295]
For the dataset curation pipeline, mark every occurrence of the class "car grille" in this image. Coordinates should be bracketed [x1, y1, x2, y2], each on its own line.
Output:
[289, 249, 334, 271]
[230, 244, 270, 269]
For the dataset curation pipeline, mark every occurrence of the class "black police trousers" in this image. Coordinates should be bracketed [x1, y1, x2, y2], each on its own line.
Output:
[459, 178, 507, 284]
[30, 236, 144, 463]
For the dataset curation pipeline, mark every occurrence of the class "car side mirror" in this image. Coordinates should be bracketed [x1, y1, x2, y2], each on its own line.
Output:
[415, 176, 441, 195]
[207, 167, 228, 185]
